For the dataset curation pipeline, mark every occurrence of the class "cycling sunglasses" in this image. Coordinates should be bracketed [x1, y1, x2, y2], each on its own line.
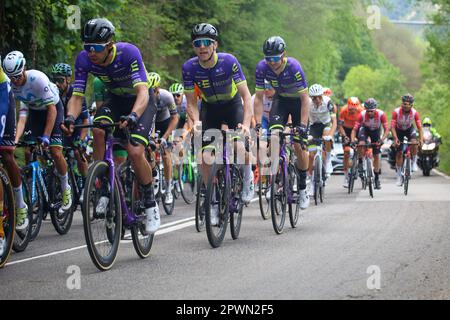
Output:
[265, 55, 283, 63]
[173, 93, 182, 98]
[84, 42, 110, 53]
[192, 38, 214, 48]
[10, 73, 24, 81]
[52, 77, 66, 84]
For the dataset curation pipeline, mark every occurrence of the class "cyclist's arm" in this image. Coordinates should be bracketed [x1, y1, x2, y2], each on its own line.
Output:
[299, 91, 309, 127]
[329, 105, 338, 137]
[380, 113, 389, 141]
[131, 84, 149, 117]
[390, 111, 399, 142]
[15, 104, 28, 144]
[186, 91, 199, 125]
[237, 83, 252, 129]
[44, 104, 57, 138]
[415, 113, 423, 143]
[79, 118, 89, 141]
[67, 95, 84, 119]
[253, 91, 264, 125]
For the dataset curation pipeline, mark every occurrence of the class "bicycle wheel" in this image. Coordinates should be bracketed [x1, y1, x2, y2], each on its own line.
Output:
[348, 151, 358, 193]
[0, 167, 16, 268]
[24, 171, 44, 241]
[313, 155, 321, 206]
[288, 163, 300, 228]
[271, 158, 287, 234]
[258, 169, 271, 220]
[48, 169, 74, 235]
[130, 174, 154, 259]
[366, 158, 374, 198]
[229, 166, 244, 240]
[205, 162, 229, 248]
[82, 161, 122, 271]
[180, 162, 197, 205]
[320, 160, 326, 203]
[195, 178, 205, 232]
[404, 157, 411, 196]
[12, 176, 32, 253]
[160, 167, 175, 215]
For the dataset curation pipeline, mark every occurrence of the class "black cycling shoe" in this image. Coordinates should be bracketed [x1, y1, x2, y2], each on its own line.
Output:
[374, 178, 381, 190]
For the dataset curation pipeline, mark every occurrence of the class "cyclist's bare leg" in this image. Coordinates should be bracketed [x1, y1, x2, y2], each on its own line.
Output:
[92, 127, 106, 161]
[127, 143, 152, 186]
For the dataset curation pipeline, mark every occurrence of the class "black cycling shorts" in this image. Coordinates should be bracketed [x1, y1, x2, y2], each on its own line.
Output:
[0, 89, 17, 149]
[268, 95, 305, 143]
[155, 118, 170, 137]
[396, 127, 417, 143]
[310, 122, 332, 139]
[357, 127, 381, 155]
[23, 101, 64, 147]
[94, 90, 157, 147]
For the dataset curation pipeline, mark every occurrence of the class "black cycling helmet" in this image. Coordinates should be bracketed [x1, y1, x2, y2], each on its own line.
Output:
[402, 93, 414, 104]
[364, 98, 378, 110]
[191, 23, 219, 41]
[263, 36, 286, 56]
[81, 18, 115, 43]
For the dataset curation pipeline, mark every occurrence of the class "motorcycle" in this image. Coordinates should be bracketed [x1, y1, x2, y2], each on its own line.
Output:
[418, 128, 440, 176]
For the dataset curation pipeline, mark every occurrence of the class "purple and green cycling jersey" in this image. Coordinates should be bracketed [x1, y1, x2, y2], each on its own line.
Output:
[73, 42, 150, 98]
[182, 53, 247, 103]
[255, 57, 308, 98]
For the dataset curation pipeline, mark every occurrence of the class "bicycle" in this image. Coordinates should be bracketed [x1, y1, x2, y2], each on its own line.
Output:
[399, 136, 418, 196]
[309, 138, 327, 206]
[0, 161, 16, 268]
[173, 132, 198, 205]
[270, 126, 303, 234]
[63, 143, 88, 213]
[355, 141, 379, 198]
[75, 121, 154, 271]
[347, 144, 359, 193]
[202, 129, 246, 248]
[256, 133, 271, 221]
[148, 133, 175, 216]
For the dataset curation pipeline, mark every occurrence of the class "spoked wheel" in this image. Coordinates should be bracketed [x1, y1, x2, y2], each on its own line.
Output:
[130, 180, 154, 259]
[180, 162, 197, 205]
[348, 151, 358, 194]
[195, 178, 206, 233]
[366, 158, 374, 198]
[0, 167, 16, 268]
[160, 168, 175, 215]
[205, 162, 229, 248]
[22, 171, 43, 241]
[313, 156, 322, 206]
[270, 158, 287, 234]
[404, 158, 411, 196]
[48, 169, 74, 235]
[288, 164, 301, 228]
[82, 161, 122, 271]
[12, 176, 32, 253]
[229, 166, 244, 240]
[258, 165, 271, 220]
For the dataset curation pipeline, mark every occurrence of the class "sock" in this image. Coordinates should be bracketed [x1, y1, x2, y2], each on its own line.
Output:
[326, 152, 331, 162]
[59, 173, 69, 192]
[243, 164, 252, 182]
[141, 183, 156, 208]
[14, 185, 26, 209]
[298, 170, 307, 190]
[396, 166, 403, 177]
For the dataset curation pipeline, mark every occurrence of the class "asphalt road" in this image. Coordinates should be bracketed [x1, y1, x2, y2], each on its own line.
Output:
[1, 160, 450, 300]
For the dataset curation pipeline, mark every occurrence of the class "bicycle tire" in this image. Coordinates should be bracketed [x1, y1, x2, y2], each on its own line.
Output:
[0, 167, 16, 268]
[195, 178, 205, 232]
[366, 158, 374, 198]
[348, 150, 358, 193]
[180, 163, 197, 205]
[258, 169, 271, 221]
[205, 162, 229, 248]
[12, 175, 32, 253]
[26, 172, 44, 241]
[229, 166, 244, 240]
[82, 161, 122, 271]
[314, 155, 321, 205]
[404, 157, 411, 196]
[270, 158, 287, 235]
[160, 166, 175, 215]
[48, 169, 74, 235]
[288, 164, 300, 228]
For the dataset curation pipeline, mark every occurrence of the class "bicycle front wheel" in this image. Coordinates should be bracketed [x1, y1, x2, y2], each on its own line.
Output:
[195, 178, 206, 232]
[404, 157, 411, 196]
[288, 164, 300, 228]
[180, 162, 197, 205]
[366, 158, 374, 198]
[205, 162, 229, 248]
[12, 174, 32, 253]
[258, 167, 271, 220]
[82, 161, 122, 271]
[48, 169, 75, 235]
[229, 166, 244, 240]
[271, 158, 287, 234]
[0, 167, 16, 268]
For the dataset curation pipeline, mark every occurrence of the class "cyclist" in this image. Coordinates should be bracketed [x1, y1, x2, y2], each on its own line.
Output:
[62, 18, 160, 234]
[183, 22, 254, 225]
[391, 94, 423, 186]
[307, 83, 337, 181]
[254, 36, 311, 209]
[51, 63, 89, 194]
[1, 58, 29, 255]
[5, 51, 73, 213]
[148, 72, 179, 205]
[251, 80, 274, 133]
[338, 97, 364, 187]
[169, 82, 189, 130]
[351, 98, 389, 189]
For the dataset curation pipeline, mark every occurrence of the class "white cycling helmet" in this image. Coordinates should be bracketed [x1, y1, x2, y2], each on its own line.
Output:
[309, 83, 323, 97]
[2, 51, 26, 77]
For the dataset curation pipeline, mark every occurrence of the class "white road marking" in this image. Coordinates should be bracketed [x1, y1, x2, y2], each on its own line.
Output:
[433, 169, 450, 180]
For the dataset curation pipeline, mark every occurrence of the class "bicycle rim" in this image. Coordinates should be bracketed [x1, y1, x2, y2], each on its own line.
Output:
[270, 159, 286, 234]
[12, 176, 32, 252]
[258, 170, 271, 220]
[195, 179, 206, 232]
[288, 164, 300, 228]
[180, 163, 197, 204]
[0, 168, 16, 268]
[230, 166, 243, 240]
[82, 161, 122, 271]
[205, 162, 229, 248]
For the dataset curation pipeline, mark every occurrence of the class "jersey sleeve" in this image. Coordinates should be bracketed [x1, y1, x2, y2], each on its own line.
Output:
[73, 52, 90, 97]
[125, 44, 149, 88]
[255, 60, 266, 92]
[79, 98, 89, 121]
[167, 94, 178, 115]
[354, 114, 363, 131]
[230, 55, 246, 86]
[35, 75, 58, 106]
[390, 110, 398, 129]
[380, 112, 388, 131]
[182, 60, 195, 93]
[290, 59, 308, 93]
[414, 111, 422, 129]
[19, 101, 28, 118]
